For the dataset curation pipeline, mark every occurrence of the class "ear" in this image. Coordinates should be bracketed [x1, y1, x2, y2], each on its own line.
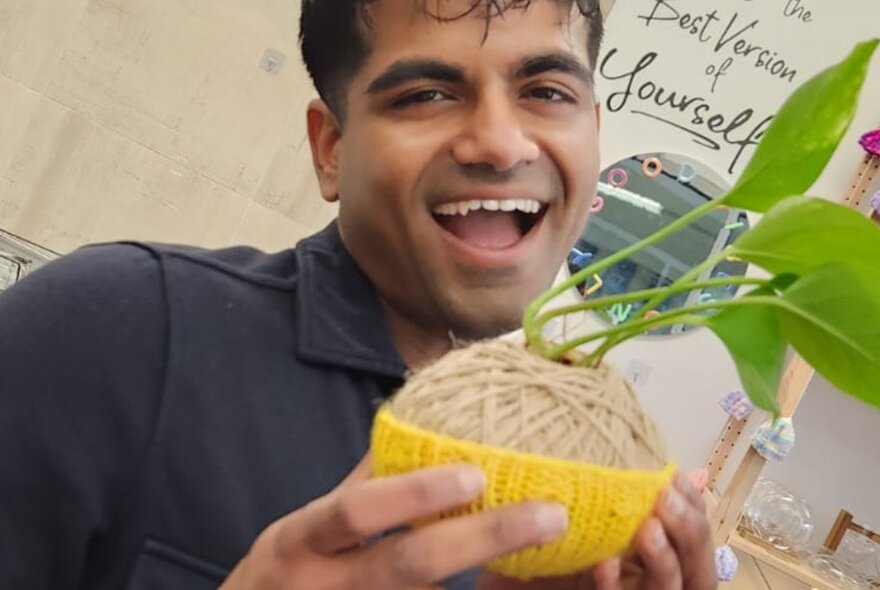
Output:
[307, 99, 342, 203]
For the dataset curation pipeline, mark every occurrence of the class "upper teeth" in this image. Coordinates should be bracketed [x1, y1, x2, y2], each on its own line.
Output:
[432, 199, 542, 216]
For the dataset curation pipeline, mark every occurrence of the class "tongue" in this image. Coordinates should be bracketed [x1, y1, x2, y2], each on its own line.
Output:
[438, 210, 523, 249]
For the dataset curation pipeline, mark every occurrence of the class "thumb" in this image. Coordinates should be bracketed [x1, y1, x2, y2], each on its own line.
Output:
[339, 453, 373, 488]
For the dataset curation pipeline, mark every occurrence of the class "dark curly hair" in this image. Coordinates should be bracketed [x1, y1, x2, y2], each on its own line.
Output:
[300, 0, 603, 122]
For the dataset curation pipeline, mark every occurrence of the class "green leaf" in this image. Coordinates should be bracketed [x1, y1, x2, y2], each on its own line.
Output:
[705, 286, 785, 415]
[730, 196, 880, 275]
[777, 263, 880, 409]
[769, 273, 800, 291]
[722, 39, 878, 212]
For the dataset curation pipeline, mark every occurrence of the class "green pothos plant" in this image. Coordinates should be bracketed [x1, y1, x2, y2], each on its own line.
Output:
[523, 39, 880, 417]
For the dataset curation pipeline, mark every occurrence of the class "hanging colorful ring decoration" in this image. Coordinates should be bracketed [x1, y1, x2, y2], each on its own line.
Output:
[677, 162, 698, 184]
[642, 157, 663, 179]
[607, 167, 628, 188]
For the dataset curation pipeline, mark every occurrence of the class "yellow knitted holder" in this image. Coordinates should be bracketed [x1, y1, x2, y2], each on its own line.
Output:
[371, 407, 676, 580]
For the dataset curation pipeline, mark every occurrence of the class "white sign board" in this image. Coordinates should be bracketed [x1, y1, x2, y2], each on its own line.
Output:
[596, 0, 880, 194]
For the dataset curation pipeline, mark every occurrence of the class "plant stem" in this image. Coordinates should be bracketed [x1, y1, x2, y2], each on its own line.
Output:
[581, 315, 712, 364]
[523, 198, 722, 351]
[590, 247, 739, 359]
[635, 247, 735, 321]
[545, 295, 778, 361]
[533, 276, 767, 333]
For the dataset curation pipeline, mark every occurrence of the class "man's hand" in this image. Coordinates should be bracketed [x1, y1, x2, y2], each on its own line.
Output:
[592, 471, 716, 590]
[480, 470, 717, 590]
[220, 457, 569, 590]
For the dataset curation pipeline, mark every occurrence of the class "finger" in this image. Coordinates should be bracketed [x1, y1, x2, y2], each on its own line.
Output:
[619, 555, 645, 579]
[365, 501, 569, 588]
[480, 570, 595, 590]
[338, 453, 373, 488]
[632, 518, 682, 590]
[300, 464, 486, 555]
[593, 558, 624, 590]
[686, 468, 709, 493]
[675, 472, 707, 513]
[655, 484, 716, 590]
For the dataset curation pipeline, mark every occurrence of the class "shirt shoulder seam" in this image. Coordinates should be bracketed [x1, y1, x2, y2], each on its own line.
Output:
[114, 241, 298, 292]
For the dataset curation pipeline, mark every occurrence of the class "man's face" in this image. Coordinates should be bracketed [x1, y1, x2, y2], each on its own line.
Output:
[319, 0, 600, 340]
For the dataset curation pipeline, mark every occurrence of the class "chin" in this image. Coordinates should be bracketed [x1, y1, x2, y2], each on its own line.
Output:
[448, 307, 525, 342]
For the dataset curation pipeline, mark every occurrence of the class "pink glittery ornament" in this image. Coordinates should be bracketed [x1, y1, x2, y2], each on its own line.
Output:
[859, 130, 880, 157]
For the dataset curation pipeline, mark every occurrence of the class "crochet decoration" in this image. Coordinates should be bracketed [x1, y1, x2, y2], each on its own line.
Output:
[859, 129, 880, 156]
[372, 40, 880, 580]
[751, 418, 797, 463]
[720, 390, 755, 420]
[715, 545, 739, 582]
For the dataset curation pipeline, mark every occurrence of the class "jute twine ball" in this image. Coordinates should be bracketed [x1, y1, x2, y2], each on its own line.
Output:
[388, 339, 666, 469]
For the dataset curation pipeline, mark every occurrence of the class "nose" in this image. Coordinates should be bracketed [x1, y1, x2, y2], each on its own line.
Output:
[451, 92, 540, 173]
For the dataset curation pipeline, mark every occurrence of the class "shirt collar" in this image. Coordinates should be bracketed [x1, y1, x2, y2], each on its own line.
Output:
[294, 222, 408, 380]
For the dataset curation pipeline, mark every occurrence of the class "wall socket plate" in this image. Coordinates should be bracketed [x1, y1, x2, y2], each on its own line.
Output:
[624, 358, 652, 387]
[260, 49, 287, 75]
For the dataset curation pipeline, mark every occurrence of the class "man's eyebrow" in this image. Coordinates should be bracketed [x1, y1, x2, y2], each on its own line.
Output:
[514, 52, 594, 86]
[365, 59, 466, 94]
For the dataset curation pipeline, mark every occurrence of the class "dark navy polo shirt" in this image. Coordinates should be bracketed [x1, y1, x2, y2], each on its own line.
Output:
[0, 222, 476, 590]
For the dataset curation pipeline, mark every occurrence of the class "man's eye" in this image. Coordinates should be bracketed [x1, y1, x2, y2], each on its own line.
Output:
[526, 87, 576, 103]
[392, 89, 449, 108]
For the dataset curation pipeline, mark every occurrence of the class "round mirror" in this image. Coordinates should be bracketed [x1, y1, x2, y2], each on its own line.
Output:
[568, 153, 749, 336]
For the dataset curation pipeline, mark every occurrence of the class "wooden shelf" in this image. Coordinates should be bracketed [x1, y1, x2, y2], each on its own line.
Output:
[704, 492, 879, 589]
[728, 528, 840, 590]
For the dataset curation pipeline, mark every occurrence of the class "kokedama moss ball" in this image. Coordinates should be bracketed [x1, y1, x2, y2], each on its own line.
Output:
[371, 339, 674, 580]
[388, 339, 667, 469]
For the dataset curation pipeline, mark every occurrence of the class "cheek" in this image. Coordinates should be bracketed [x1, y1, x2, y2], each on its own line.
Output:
[339, 124, 433, 212]
[555, 139, 600, 208]
[547, 128, 599, 239]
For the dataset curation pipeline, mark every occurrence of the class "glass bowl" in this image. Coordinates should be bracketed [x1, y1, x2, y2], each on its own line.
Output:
[744, 477, 814, 551]
[838, 528, 880, 565]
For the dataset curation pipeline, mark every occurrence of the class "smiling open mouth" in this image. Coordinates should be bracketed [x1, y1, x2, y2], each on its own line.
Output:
[432, 199, 547, 250]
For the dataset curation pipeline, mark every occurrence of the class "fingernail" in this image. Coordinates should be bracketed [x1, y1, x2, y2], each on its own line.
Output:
[666, 488, 686, 517]
[690, 468, 709, 491]
[651, 521, 667, 549]
[534, 503, 569, 540]
[457, 467, 486, 497]
[607, 557, 621, 579]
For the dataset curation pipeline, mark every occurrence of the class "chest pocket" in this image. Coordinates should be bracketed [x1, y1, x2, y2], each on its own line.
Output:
[125, 539, 229, 590]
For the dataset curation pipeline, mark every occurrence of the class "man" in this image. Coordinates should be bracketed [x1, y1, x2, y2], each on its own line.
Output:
[0, 1, 716, 588]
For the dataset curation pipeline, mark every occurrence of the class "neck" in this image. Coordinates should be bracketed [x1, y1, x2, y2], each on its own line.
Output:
[379, 300, 453, 369]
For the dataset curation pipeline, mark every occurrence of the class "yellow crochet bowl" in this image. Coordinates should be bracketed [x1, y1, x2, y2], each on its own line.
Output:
[371, 407, 676, 580]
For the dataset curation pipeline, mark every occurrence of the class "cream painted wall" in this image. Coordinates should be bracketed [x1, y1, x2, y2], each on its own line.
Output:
[0, 0, 335, 254]
[0, 0, 616, 254]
